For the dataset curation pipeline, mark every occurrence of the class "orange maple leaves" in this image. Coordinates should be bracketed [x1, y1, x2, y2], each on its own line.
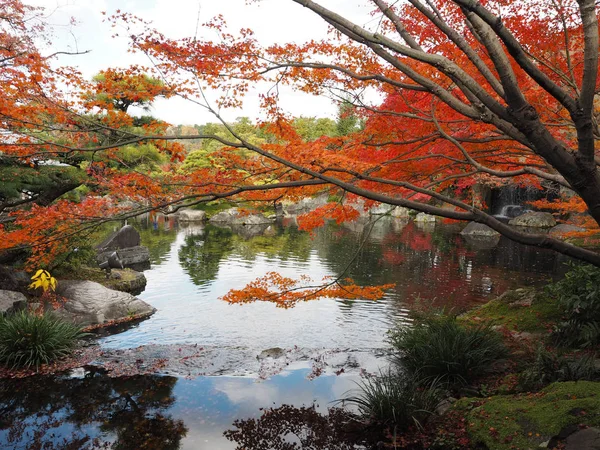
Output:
[221, 271, 394, 308]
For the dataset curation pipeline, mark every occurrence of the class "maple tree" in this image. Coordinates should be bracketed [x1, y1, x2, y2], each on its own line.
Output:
[3, 0, 600, 304]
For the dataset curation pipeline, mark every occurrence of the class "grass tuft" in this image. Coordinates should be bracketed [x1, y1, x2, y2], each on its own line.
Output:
[0, 311, 87, 369]
[389, 313, 508, 386]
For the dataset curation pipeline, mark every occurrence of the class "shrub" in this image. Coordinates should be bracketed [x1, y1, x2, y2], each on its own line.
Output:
[343, 370, 441, 431]
[388, 314, 508, 386]
[0, 311, 87, 369]
[518, 346, 599, 391]
[548, 263, 600, 348]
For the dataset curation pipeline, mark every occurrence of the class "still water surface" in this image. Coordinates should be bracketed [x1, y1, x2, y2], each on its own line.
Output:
[102, 215, 568, 350]
[0, 216, 570, 449]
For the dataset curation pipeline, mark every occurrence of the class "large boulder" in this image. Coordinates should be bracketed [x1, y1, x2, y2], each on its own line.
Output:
[97, 246, 150, 270]
[509, 211, 556, 228]
[55, 280, 155, 327]
[460, 222, 500, 237]
[209, 208, 273, 225]
[96, 225, 141, 251]
[414, 212, 437, 223]
[549, 224, 586, 237]
[0, 290, 27, 313]
[178, 209, 207, 222]
[281, 195, 329, 216]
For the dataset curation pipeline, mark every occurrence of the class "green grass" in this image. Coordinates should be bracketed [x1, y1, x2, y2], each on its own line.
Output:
[389, 314, 508, 386]
[460, 381, 600, 449]
[343, 371, 441, 431]
[0, 311, 87, 369]
[461, 288, 562, 334]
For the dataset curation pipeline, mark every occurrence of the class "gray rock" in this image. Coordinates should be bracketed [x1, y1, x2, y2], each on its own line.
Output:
[369, 204, 394, 215]
[55, 280, 155, 327]
[391, 207, 411, 218]
[564, 427, 600, 450]
[209, 208, 273, 225]
[178, 209, 207, 222]
[460, 222, 500, 237]
[0, 290, 27, 313]
[281, 195, 329, 216]
[509, 211, 556, 228]
[414, 212, 437, 223]
[96, 225, 141, 251]
[97, 246, 150, 268]
[549, 224, 586, 237]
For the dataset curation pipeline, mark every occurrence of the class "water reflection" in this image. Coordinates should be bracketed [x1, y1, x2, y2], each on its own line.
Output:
[0, 369, 371, 450]
[101, 215, 569, 350]
[0, 374, 186, 450]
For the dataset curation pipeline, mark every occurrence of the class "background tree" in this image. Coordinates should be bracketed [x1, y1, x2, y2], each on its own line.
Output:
[3, 0, 600, 295]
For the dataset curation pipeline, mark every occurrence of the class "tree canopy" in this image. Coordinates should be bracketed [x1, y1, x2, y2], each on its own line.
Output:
[2, 0, 600, 283]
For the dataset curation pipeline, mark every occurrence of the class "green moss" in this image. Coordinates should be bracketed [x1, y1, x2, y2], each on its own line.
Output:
[461, 288, 562, 334]
[60, 266, 141, 291]
[460, 381, 600, 449]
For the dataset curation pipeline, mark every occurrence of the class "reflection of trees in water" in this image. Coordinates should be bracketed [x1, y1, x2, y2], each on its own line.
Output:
[0, 374, 187, 450]
[314, 219, 567, 310]
[178, 226, 235, 285]
[224, 404, 377, 450]
[178, 224, 313, 286]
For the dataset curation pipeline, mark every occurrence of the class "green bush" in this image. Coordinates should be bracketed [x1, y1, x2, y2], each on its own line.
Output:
[388, 314, 508, 386]
[0, 311, 87, 369]
[343, 371, 441, 431]
[518, 346, 599, 391]
[548, 263, 600, 348]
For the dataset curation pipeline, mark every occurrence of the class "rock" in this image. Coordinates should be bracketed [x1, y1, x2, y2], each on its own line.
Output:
[369, 204, 394, 215]
[391, 207, 411, 218]
[258, 347, 285, 359]
[549, 224, 586, 237]
[209, 208, 273, 225]
[460, 222, 500, 237]
[281, 195, 329, 216]
[509, 211, 556, 228]
[96, 225, 141, 251]
[0, 266, 29, 291]
[0, 290, 27, 313]
[563, 427, 600, 450]
[108, 269, 147, 295]
[414, 212, 437, 223]
[55, 280, 156, 327]
[178, 209, 207, 222]
[97, 246, 150, 269]
[435, 398, 456, 416]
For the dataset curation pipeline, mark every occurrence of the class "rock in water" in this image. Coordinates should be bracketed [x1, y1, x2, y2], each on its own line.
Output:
[460, 222, 500, 236]
[55, 280, 155, 327]
[509, 211, 556, 228]
[414, 212, 437, 222]
[96, 225, 141, 251]
[178, 209, 207, 222]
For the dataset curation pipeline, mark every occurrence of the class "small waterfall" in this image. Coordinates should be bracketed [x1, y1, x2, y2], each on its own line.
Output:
[491, 185, 545, 220]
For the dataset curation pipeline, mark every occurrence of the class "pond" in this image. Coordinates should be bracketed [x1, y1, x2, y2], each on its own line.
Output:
[0, 214, 570, 449]
[101, 214, 568, 351]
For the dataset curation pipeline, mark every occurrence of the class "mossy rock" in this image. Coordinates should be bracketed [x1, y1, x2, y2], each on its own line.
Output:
[59, 267, 146, 294]
[461, 288, 562, 334]
[457, 381, 600, 449]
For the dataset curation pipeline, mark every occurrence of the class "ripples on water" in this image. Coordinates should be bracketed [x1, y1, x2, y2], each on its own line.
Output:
[100, 215, 569, 351]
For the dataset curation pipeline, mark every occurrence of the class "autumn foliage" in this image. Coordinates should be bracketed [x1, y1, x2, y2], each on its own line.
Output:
[2, 0, 600, 301]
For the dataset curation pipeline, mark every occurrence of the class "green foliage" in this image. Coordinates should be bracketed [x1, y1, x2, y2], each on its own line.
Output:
[343, 370, 441, 431]
[548, 263, 600, 348]
[0, 163, 86, 204]
[389, 313, 508, 386]
[0, 311, 87, 369]
[518, 346, 600, 391]
[292, 116, 337, 141]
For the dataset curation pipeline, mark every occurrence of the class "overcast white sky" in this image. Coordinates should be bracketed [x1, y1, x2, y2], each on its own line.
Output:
[33, 0, 375, 125]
